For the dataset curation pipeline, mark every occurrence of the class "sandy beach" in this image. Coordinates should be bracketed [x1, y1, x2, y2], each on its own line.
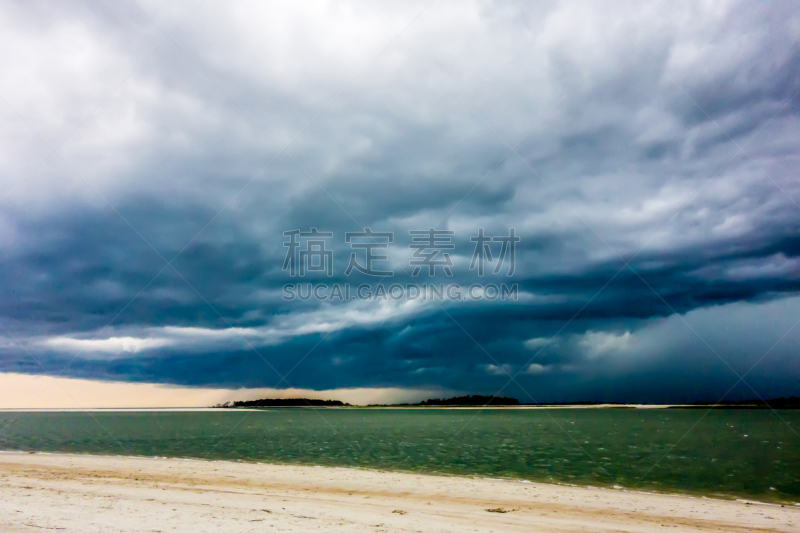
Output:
[0, 451, 797, 532]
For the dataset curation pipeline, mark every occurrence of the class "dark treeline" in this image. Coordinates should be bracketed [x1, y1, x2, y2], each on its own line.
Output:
[214, 396, 800, 408]
[391, 395, 521, 407]
[218, 399, 349, 408]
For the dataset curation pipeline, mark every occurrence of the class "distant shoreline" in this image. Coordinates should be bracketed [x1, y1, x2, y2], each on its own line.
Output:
[0, 404, 676, 411]
[214, 394, 800, 410]
[4, 402, 799, 411]
[0, 407, 262, 412]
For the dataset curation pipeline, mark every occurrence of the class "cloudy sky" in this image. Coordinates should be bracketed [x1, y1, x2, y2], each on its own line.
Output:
[1, 0, 799, 407]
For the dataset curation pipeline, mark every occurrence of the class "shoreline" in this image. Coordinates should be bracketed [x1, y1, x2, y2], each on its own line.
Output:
[2, 451, 798, 532]
[5, 403, 798, 412]
[1, 448, 797, 505]
[0, 404, 688, 412]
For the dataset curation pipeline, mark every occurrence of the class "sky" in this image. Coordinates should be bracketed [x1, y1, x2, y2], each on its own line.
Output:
[1, 0, 799, 407]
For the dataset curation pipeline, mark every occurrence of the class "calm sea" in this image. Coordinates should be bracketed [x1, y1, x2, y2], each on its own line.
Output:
[1, 408, 798, 502]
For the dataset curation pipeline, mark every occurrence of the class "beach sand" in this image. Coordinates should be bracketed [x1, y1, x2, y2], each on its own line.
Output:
[0, 451, 797, 532]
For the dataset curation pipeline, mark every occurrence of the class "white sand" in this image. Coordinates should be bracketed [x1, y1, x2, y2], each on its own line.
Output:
[0, 451, 797, 532]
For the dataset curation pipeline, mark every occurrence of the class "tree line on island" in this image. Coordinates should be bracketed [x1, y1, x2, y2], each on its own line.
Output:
[214, 395, 800, 409]
[215, 394, 521, 408]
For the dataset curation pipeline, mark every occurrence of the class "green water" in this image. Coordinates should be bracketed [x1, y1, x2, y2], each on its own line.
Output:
[1, 409, 798, 502]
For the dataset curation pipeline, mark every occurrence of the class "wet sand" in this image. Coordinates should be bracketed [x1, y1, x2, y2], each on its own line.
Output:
[0, 451, 797, 532]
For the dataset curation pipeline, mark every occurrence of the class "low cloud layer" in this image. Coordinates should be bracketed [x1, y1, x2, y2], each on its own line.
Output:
[1, 0, 799, 404]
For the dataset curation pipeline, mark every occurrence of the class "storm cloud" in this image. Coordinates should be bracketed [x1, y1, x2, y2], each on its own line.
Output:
[1, 0, 799, 403]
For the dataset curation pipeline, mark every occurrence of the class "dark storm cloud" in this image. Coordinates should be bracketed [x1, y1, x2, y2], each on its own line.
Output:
[1, 0, 799, 402]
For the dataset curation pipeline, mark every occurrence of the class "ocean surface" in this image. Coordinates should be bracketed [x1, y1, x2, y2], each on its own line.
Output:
[1, 408, 798, 502]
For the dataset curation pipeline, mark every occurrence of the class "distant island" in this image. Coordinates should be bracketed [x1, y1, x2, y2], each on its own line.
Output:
[215, 395, 520, 408]
[390, 395, 521, 407]
[216, 399, 349, 408]
[213, 395, 800, 409]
